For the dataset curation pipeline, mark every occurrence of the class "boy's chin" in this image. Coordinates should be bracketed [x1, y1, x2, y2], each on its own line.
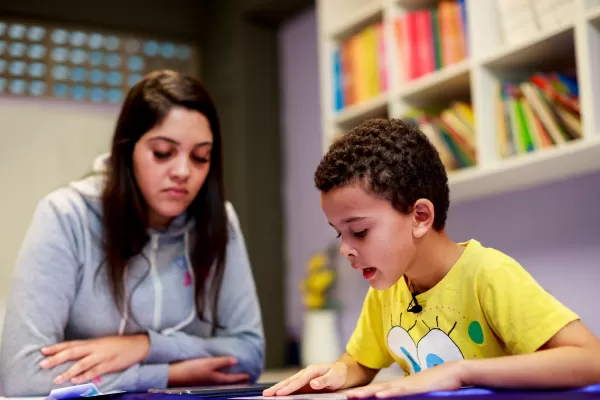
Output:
[369, 278, 396, 291]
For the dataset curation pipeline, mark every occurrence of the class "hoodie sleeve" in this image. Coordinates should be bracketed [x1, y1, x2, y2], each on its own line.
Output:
[145, 202, 265, 382]
[0, 191, 169, 396]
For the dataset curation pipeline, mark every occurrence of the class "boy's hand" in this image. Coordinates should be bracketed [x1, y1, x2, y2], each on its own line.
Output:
[263, 362, 348, 396]
[346, 361, 465, 398]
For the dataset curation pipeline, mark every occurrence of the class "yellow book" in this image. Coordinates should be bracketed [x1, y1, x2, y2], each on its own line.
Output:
[452, 101, 475, 129]
[441, 108, 476, 149]
[520, 98, 542, 150]
[364, 25, 380, 98]
[353, 29, 369, 102]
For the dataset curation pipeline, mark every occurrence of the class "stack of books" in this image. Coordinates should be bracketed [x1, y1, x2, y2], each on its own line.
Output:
[403, 102, 476, 172]
[333, 22, 388, 112]
[394, 0, 468, 82]
[496, 72, 581, 159]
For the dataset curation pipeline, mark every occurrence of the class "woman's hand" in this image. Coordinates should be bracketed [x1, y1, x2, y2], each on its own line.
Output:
[345, 361, 466, 398]
[168, 356, 250, 387]
[40, 335, 150, 385]
[263, 362, 348, 396]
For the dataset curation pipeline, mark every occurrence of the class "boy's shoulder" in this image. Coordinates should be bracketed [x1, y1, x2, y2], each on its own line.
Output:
[457, 238, 530, 287]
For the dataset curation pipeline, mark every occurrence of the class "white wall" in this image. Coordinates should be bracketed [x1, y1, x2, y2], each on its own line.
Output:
[0, 97, 118, 336]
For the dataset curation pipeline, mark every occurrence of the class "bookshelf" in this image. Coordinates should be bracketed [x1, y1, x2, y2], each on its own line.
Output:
[316, 0, 600, 205]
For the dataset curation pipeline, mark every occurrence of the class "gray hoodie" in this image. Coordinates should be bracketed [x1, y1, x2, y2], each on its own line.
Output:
[0, 174, 265, 396]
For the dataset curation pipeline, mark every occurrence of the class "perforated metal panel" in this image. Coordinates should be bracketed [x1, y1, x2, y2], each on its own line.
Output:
[0, 19, 199, 104]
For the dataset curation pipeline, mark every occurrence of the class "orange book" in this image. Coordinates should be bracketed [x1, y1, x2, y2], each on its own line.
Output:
[341, 38, 355, 106]
[450, 1, 467, 62]
[438, 1, 456, 66]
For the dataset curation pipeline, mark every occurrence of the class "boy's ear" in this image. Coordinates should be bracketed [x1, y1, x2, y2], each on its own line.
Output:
[411, 198, 435, 239]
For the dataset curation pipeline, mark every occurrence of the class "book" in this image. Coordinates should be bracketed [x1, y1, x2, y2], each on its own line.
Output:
[496, 71, 581, 158]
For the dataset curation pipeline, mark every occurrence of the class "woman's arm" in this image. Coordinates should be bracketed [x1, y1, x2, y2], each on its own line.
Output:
[0, 192, 168, 396]
[143, 202, 265, 382]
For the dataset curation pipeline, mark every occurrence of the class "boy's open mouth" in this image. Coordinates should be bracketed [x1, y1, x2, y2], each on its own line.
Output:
[362, 267, 377, 280]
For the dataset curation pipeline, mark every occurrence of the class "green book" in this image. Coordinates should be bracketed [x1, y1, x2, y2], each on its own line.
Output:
[431, 8, 443, 70]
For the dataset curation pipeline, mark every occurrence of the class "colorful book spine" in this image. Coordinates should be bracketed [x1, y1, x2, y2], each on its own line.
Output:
[377, 22, 388, 93]
[496, 72, 582, 158]
[402, 102, 477, 172]
[333, 49, 343, 112]
[394, 0, 468, 84]
[333, 22, 388, 112]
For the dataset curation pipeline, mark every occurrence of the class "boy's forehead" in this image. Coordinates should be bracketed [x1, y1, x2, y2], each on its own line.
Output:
[320, 185, 384, 217]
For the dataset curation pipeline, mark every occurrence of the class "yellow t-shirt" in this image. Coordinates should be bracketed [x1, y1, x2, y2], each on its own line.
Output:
[346, 239, 579, 375]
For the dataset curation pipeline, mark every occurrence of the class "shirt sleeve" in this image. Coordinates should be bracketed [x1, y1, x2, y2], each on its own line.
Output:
[346, 287, 394, 370]
[482, 261, 580, 355]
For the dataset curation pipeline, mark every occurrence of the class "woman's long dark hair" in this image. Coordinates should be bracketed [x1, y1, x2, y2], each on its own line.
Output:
[102, 70, 227, 331]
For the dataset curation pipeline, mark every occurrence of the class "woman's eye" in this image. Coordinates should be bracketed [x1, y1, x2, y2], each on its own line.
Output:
[153, 151, 171, 160]
[353, 229, 367, 238]
[192, 156, 210, 164]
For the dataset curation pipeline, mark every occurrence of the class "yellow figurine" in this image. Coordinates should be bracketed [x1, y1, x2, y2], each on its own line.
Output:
[300, 251, 336, 310]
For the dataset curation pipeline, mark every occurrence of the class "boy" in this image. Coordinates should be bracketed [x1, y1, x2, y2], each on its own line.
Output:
[264, 118, 600, 398]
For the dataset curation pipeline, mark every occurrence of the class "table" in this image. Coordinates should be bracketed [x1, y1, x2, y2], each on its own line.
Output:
[2, 384, 600, 400]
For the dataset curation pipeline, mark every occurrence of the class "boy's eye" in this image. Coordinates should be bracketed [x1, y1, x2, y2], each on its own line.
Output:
[336, 232, 341, 239]
[353, 229, 367, 238]
[153, 151, 171, 160]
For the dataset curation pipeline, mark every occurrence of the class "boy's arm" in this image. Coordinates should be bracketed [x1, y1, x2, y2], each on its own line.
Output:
[339, 352, 380, 389]
[461, 320, 600, 389]
[346, 321, 600, 399]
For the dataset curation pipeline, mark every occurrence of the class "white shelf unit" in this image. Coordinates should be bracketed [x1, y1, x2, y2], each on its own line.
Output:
[316, 0, 600, 205]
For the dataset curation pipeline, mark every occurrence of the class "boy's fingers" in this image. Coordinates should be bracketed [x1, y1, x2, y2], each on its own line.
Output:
[310, 367, 343, 390]
[275, 365, 330, 396]
[263, 371, 303, 396]
[347, 383, 391, 398]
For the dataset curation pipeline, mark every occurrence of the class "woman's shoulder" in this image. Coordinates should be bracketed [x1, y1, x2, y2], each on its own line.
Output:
[224, 201, 240, 228]
[34, 174, 104, 229]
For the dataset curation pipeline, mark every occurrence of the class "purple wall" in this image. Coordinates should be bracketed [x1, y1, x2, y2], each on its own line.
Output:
[446, 173, 600, 335]
[278, 8, 335, 341]
[278, 7, 600, 346]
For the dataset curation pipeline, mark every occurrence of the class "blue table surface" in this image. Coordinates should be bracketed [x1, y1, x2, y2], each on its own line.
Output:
[98, 384, 600, 400]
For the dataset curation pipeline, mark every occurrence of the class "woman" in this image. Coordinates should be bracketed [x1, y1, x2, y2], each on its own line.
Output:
[0, 70, 264, 396]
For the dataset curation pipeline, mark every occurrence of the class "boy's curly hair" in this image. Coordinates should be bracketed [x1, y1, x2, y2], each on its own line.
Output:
[314, 118, 450, 231]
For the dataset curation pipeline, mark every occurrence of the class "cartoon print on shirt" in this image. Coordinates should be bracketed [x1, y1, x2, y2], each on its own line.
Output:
[387, 313, 464, 375]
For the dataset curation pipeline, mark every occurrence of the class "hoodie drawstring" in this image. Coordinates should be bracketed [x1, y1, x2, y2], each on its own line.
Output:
[118, 232, 197, 336]
[117, 265, 129, 336]
[161, 232, 197, 335]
